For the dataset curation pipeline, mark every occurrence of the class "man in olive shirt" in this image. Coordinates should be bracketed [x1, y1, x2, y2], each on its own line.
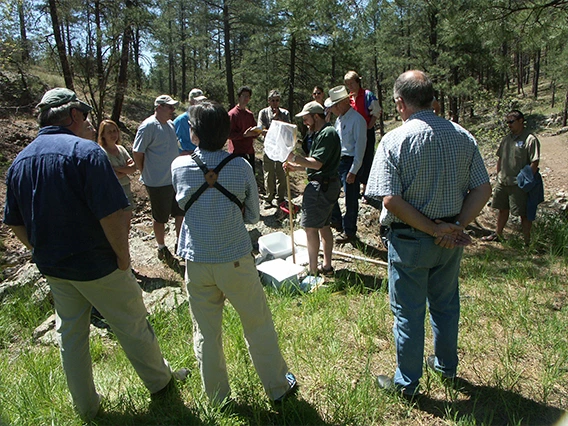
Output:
[285, 101, 341, 276]
[486, 110, 540, 244]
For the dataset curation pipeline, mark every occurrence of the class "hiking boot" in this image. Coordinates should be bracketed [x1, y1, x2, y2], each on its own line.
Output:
[335, 233, 356, 244]
[157, 246, 174, 262]
[150, 368, 189, 403]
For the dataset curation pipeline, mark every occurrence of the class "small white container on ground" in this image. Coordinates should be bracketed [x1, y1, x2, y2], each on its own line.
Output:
[256, 259, 305, 291]
[258, 231, 293, 259]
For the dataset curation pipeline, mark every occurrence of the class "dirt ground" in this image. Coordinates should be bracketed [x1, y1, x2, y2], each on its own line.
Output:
[0, 116, 567, 281]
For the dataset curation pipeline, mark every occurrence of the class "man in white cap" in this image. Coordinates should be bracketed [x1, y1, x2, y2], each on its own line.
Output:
[173, 88, 207, 155]
[133, 95, 184, 263]
[325, 85, 367, 244]
[285, 101, 341, 276]
[4, 88, 187, 420]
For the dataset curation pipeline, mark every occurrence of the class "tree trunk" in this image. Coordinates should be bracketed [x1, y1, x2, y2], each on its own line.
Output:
[287, 34, 296, 114]
[48, 0, 74, 90]
[532, 49, 540, 99]
[563, 89, 568, 127]
[168, 19, 176, 95]
[551, 80, 555, 109]
[223, 0, 234, 107]
[450, 67, 459, 123]
[373, 52, 384, 136]
[516, 50, 525, 96]
[180, 0, 187, 100]
[111, 0, 134, 124]
[18, 0, 29, 62]
[134, 26, 142, 91]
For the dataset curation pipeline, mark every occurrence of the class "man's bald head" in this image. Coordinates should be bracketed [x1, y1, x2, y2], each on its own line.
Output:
[393, 70, 434, 110]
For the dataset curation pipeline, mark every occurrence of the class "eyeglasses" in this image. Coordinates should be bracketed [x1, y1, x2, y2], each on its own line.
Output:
[269, 98, 280, 102]
[313, 91, 322, 96]
[505, 119, 517, 124]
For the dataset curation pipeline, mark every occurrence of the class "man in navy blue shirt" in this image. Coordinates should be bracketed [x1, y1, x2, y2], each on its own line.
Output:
[3, 88, 186, 420]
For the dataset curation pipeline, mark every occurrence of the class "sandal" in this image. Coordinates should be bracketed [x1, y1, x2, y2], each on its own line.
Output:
[481, 232, 503, 242]
[317, 265, 335, 276]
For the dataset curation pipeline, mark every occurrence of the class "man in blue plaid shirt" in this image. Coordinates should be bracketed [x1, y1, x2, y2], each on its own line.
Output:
[365, 70, 491, 397]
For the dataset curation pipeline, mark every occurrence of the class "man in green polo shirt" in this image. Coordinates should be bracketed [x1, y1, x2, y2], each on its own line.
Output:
[485, 110, 540, 244]
[285, 101, 341, 276]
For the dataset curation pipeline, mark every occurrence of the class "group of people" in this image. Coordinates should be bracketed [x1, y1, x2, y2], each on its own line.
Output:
[3, 67, 543, 419]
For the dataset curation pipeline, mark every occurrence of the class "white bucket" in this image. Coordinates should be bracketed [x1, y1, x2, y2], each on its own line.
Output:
[258, 232, 293, 259]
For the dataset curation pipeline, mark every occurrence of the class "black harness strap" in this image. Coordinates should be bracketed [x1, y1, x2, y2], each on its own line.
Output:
[184, 153, 244, 212]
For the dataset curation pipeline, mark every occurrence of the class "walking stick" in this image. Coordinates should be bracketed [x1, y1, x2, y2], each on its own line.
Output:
[285, 167, 296, 263]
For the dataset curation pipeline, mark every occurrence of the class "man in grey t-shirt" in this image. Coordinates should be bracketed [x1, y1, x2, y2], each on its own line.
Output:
[258, 89, 291, 207]
[133, 95, 184, 262]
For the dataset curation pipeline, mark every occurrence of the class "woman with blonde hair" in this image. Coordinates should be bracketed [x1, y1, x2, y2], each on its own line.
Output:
[98, 119, 137, 229]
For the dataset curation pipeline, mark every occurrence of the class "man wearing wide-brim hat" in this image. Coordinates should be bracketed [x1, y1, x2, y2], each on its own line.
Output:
[324, 85, 367, 244]
[133, 94, 185, 263]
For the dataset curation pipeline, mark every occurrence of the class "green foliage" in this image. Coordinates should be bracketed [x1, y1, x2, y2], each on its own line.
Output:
[0, 284, 53, 350]
[532, 210, 568, 258]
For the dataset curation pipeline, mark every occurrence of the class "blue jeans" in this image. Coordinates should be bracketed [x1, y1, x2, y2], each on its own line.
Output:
[331, 156, 359, 236]
[387, 227, 463, 394]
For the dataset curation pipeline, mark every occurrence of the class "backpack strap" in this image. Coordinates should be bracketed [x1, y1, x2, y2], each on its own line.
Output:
[184, 153, 244, 212]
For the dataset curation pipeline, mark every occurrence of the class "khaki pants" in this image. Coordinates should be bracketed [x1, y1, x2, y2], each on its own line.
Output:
[263, 153, 287, 202]
[185, 254, 289, 403]
[48, 268, 172, 419]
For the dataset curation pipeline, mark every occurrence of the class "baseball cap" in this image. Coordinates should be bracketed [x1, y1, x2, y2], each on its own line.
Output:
[295, 101, 325, 117]
[189, 88, 207, 102]
[155, 95, 179, 106]
[37, 88, 92, 113]
[268, 89, 281, 100]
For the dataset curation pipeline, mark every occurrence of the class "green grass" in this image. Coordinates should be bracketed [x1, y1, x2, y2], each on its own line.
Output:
[1, 217, 568, 425]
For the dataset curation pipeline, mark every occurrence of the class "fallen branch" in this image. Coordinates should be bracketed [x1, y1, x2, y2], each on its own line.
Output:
[295, 240, 387, 267]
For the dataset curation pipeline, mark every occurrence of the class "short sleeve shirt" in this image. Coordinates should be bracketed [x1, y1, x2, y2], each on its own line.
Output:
[173, 111, 197, 152]
[497, 129, 540, 186]
[104, 144, 132, 186]
[3, 126, 128, 280]
[366, 110, 489, 226]
[307, 123, 341, 179]
[133, 115, 179, 187]
[257, 107, 291, 129]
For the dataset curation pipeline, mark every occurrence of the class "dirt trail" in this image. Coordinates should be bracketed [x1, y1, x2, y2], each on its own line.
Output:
[538, 132, 568, 197]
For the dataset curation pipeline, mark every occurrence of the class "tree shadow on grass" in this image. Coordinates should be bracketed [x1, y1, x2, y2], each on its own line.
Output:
[416, 377, 566, 425]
